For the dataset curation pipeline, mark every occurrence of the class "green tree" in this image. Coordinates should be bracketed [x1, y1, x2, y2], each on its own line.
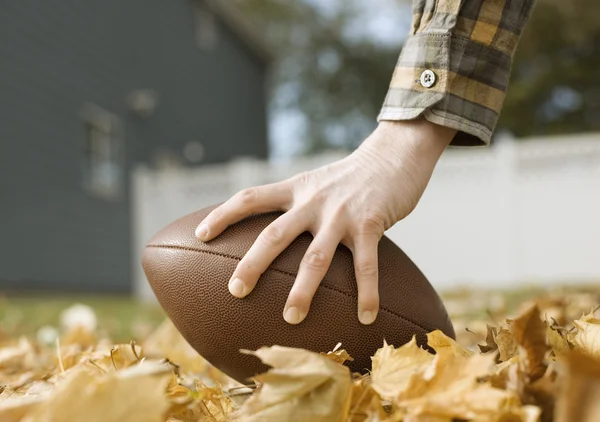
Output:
[498, 0, 600, 138]
[237, 0, 599, 154]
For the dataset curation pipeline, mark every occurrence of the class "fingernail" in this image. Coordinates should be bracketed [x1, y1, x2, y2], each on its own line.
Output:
[359, 310, 376, 325]
[228, 278, 247, 297]
[195, 224, 209, 240]
[284, 307, 305, 324]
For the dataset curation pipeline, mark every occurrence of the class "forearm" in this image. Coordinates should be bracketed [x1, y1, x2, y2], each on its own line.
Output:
[378, 0, 537, 146]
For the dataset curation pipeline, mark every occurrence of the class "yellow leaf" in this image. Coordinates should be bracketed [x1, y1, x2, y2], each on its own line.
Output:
[494, 326, 518, 362]
[571, 312, 600, 357]
[0, 388, 47, 422]
[545, 322, 570, 359]
[143, 318, 208, 375]
[427, 330, 474, 358]
[346, 377, 386, 422]
[510, 305, 547, 381]
[235, 345, 352, 422]
[554, 349, 600, 422]
[397, 352, 520, 420]
[321, 342, 354, 366]
[81, 343, 143, 374]
[371, 338, 433, 400]
[22, 360, 172, 422]
[479, 324, 498, 354]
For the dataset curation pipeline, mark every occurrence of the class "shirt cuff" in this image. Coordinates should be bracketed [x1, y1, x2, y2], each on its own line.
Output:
[377, 32, 514, 147]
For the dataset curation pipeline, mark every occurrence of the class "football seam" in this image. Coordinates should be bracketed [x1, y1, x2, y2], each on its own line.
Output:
[146, 244, 431, 333]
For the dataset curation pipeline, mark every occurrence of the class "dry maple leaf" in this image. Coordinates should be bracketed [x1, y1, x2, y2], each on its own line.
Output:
[510, 305, 547, 382]
[524, 363, 558, 422]
[322, 342, 354, 366]
[370, 338, 433, 400]
[0, 388, 48, 421]
[479, 324, 498, 354]
[22, 360, 173, 422]
[570, 312, 600, 358]
[396, 351, 521, 420]
[494, 325, 518, 362]
[143, 319, 208, 374]
[554, 349, 600, 422]
[426, 330, 474, 358]
[346, 377, 387, 422]
[545, 321, 571, 359]
[234, 345, 352, 422]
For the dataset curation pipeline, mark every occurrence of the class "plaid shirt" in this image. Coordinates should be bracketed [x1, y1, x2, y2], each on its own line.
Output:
[378, 0, 537, 146]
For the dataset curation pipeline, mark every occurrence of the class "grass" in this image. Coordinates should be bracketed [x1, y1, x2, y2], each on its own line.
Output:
[0, 294, 166, 342]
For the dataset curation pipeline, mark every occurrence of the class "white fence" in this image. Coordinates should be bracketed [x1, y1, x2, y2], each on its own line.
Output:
[132, 133, 600, 300]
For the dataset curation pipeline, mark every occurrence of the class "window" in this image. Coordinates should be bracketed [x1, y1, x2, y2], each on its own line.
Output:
[81, 104, 123, 200]
[194, 1, 219, 50]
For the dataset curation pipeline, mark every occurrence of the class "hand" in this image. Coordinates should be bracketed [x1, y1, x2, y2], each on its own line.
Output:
[195, 118, 456, 325]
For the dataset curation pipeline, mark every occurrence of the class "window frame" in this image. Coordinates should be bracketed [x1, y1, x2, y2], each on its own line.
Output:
[79, 103, 125, 201]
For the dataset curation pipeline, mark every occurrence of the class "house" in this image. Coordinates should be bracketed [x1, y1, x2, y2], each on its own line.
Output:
[0, 0, 272, 293]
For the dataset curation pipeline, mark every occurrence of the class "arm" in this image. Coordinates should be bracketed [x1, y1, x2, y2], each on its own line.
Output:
[379, 0, 537, 146]
[195, 0, 536, 326]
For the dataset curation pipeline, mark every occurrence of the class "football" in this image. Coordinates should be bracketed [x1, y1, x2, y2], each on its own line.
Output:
[142, 204, 455, 384]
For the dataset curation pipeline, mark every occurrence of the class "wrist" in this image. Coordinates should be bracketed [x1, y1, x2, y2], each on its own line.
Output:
[356, 118, 455, 172]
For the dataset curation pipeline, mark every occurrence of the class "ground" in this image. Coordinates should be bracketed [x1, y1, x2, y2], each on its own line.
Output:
[1, 283, 600, 421]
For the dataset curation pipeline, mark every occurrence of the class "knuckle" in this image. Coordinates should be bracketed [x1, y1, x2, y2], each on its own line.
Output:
[260, 224, 286, 248]
[330, 204, 348, 220]
[357, 214, 384, 234]
[356, 260, 378, 277]
[292, 171, 311, 186]
[302, 249, 329, 270]
[236, 187, 257, 206]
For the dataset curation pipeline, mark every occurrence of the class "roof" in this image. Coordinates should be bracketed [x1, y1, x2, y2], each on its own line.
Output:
[204, 0, 275, 63]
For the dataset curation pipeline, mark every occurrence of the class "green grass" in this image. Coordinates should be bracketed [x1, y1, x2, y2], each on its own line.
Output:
[0, 294, 166, 342]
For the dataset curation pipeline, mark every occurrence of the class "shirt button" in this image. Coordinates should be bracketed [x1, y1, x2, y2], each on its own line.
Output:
[420, 69, 436, 88]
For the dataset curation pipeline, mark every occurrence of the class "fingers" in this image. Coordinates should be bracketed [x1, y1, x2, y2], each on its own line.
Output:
[352, 233, 381, 325]
[283, 229, 342, 325]
[195, 182, 292, 241]
[228, 210, 308, 298]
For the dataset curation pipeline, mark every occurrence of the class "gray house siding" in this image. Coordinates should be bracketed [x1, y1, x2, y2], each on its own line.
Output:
[0, 0, 269, 293]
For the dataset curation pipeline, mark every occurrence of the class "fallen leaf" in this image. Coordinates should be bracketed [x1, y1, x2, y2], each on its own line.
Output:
[143, 319, 208, 375]
[479, 324, 498, 354]
[545, 322, 570, 359]
[494, 325, 519, 362]
[346, 378, 386, 422]
[397, 351, 520, 420]
[426, 330, 474, 358]
[234, 345, 352, 422]
[321, 342, 354, 366]
[511, 305, 547, 381]
[23, 360, 172, 422]
[524, 364, 557, 422]
[0, 388, 47, 422]
[571, 312, 600, 358]
[370, 338, 433, 400]
[554, 349, 600, 422]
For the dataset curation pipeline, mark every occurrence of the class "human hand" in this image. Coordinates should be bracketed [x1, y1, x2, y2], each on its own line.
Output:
[195, 118, 456, 325]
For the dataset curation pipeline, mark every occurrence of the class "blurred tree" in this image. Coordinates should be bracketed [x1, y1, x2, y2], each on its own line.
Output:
[235, 0, 400, 154]
[236, 0, 599, 153]
[498, 0, 600, 138]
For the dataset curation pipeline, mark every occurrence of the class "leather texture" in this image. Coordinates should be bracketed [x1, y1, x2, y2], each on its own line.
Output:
[142, 204, 455, 384]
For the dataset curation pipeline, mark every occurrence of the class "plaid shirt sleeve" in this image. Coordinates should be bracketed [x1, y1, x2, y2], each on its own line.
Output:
[378, 0, 537, 146]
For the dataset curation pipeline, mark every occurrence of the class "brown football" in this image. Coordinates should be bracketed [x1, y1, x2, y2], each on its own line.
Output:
[142, 204, 455, 384]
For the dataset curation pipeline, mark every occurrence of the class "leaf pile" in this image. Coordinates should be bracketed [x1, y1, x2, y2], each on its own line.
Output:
[2, 289, 600, 421]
